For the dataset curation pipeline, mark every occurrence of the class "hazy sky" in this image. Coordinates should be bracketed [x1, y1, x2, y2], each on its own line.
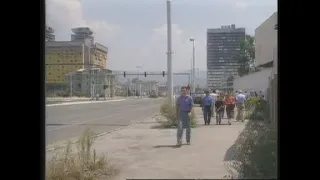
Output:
[46, 0, 277, 72]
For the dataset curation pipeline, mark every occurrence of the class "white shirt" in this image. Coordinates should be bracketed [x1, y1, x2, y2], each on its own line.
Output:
[209, 93, 217, 102]
[236, 93, 246, 104]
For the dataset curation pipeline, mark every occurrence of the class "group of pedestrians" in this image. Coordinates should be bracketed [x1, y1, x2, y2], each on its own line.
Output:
[174, 86, 247, 146]
[201, 89, 246, 125]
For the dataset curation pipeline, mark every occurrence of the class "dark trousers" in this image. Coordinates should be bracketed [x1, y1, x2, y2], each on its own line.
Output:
[203, 105, 212, 124]
[226, 104, 235, 119]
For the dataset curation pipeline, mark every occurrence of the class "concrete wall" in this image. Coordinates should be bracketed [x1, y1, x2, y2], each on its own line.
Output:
[233, 68, 272, 93]
[255, 12, 277, 67]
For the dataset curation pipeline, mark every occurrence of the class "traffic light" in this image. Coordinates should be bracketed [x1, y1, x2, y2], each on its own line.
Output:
[124, 71, 126, 77]
[144, 72, 147, 77]
[162, 71, 165, 77]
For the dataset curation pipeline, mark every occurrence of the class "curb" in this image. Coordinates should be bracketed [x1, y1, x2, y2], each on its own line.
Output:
[46, 116, 152, 152]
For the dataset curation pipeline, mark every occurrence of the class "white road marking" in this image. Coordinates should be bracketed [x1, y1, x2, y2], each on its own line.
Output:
[46, 99, 126, 107]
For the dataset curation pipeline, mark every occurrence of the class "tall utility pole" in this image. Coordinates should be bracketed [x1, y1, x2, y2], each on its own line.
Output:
[190, 38, 196, 93]
[189, 58, 192, 87]
[166, 0, 173, 104]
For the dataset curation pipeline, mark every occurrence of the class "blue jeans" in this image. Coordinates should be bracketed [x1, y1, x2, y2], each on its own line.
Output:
[203, 105, 212, 124]
[177, 111, 191, 142]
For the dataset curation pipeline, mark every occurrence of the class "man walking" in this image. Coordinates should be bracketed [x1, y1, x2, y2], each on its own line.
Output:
[176, 86, 194, 146]
[202, 90, 213, 125]
[215, 93, 225, 125]
[236, 90, 246, 122]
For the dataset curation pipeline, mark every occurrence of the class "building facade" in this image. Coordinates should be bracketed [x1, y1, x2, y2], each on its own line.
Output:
[45, 27, 108, 94]
[66, 68, 116, 97]
[207, 24, 245, 89]
[45, 41, 87, 87]
[233, 11, 277, 96]
[45, 25, 55, 41]
[255, 12, 277, 68]
[91, 43, 108, 69]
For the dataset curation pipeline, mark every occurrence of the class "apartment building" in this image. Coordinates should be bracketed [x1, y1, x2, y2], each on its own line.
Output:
[71, 27, 108, 68]
[91, 43, 108, 69]
[45, 41, 86, 86]
[45, 27, 108, 93]
[207, 24, 245, 89]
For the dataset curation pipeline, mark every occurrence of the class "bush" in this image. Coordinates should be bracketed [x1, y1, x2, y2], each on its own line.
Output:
[46, 128, 118, 180]
[226, 120, 277, 179]
[153, 102, 197, 128]
[245, 98, 268, 121]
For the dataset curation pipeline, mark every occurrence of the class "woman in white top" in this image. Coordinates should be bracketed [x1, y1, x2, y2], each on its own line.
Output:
[209, 90, 217, 117]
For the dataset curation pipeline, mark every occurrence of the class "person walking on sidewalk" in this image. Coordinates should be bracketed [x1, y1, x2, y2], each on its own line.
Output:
[176, 86, 194, 146]
[210, 89, 217, 117]
[235, 90, 246, 122]
[202, 90, 213, 125]
[220, 92, 226, 118]
[215, 93, 225, 125]
[225, 93, 235, 125]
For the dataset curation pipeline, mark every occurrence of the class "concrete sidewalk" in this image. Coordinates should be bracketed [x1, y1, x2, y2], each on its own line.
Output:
[83, 107, 247, 179]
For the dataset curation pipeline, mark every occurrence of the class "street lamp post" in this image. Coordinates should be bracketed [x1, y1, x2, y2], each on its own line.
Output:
[190, 38, 196, 93]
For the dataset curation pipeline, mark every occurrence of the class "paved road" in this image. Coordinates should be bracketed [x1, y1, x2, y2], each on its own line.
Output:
[46, 98, 164, 147]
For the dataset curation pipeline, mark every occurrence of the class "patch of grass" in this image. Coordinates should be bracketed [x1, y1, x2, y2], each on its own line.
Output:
[46, 128, 118, 180]
[152, 102, 197, 129]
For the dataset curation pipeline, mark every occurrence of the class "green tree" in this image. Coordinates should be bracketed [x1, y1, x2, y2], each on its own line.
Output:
[234, 35, 255, 77]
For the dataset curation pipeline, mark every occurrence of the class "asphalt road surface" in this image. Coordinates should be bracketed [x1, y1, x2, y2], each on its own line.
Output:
[46, 98, 164, 147]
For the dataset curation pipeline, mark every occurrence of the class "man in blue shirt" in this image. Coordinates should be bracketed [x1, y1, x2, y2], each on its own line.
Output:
[176, 86, 194, 146]
[202, 90, 213, 125]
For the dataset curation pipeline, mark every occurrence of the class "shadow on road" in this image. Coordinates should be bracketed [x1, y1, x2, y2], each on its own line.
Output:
[153, 145, 181, 148]
[136, 122, 157, 124]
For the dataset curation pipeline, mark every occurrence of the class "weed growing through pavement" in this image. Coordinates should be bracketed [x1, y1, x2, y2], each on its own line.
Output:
[46, 128, 118, 180]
